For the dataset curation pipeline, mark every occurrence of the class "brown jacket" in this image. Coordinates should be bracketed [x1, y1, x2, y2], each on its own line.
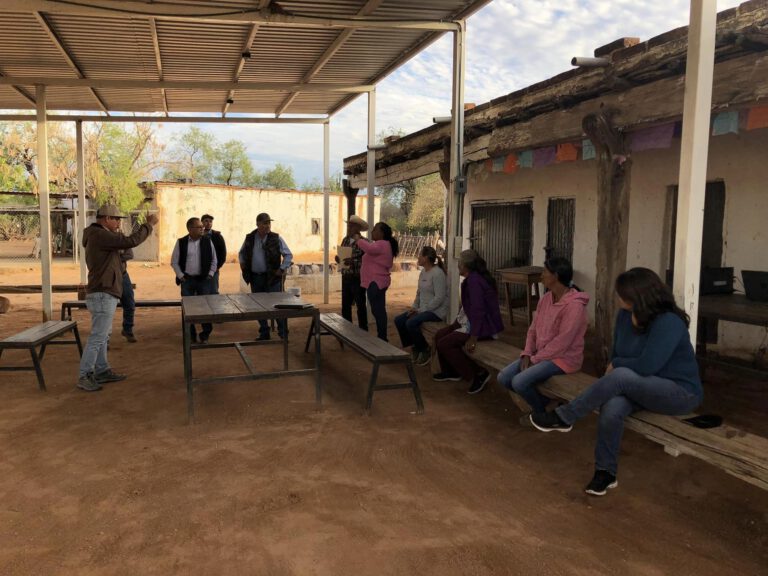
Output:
[82, 222, 152, 298]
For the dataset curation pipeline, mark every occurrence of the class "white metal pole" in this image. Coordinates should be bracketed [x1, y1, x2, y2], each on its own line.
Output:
[36, 85, 53, 321]
[673, 0, 717, 344]
[366, 88, 376, 229]
[447, 22, 466, 320]
[76, 120, 87, 284]
[323, 121, 330, 304]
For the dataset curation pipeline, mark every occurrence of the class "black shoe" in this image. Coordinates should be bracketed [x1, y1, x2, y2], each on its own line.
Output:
[585, 470, 618, 496]
[121, 330, 137, 343]
[94, 369, 127, 384]
[468, 370, 490, 395]
[258, 333, 271, 341]
[432, 372, 461, 382]
[529, 410, 573, 433]
[199, 334, 209, 345]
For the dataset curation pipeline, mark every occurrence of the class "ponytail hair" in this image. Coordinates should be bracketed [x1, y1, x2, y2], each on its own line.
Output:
[376, 222, 399, 258]
[421, 245, 446, 273]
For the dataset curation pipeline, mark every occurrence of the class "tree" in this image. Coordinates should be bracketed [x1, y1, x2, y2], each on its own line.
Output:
[215, 139, 256, 186]
[406, 174, 445, 233]
[260, 163, 296, 189]
[300, 170, 343, 192]
[162, 126, 217, 183]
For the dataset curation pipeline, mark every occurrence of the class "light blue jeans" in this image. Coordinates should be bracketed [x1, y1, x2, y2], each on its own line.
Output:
[497, 358, 564, 413]
[555, 367, 702, 475]
[79, 291, 119, 378]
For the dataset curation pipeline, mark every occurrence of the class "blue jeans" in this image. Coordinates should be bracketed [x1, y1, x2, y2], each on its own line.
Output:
[120, 271, 135, 334]
[367, 281, 388, 341]
[555, 367, 702, 475]
[394, 310, 441, 352]
[212, 269, 220, 294]
[181, 276, 214, 339]
[79, 291, 119, 377]
[341, 274, 367, 330]
[249, 272, 286, 338]
[498, 359, 564, 413]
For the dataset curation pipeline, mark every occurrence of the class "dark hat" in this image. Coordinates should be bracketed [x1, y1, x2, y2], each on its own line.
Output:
[96, 204, 125, 218]
[201, 214, 214, 221]
[256, 212, 273, 224]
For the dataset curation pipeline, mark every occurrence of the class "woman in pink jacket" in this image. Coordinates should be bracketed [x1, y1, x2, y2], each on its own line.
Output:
[497, 258, 590, 413]
[355, 222, 399, 341]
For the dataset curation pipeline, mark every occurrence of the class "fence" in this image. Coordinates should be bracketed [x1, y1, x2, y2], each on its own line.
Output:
[393, 231, 444, 260]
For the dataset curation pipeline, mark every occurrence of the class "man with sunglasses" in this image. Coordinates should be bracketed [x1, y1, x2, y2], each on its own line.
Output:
[78, 204, 158, 392]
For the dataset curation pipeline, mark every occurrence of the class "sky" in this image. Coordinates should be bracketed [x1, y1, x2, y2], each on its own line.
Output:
[157, 0, 744, 187]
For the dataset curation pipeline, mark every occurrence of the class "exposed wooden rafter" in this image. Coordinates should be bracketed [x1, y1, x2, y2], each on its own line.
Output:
[34, 12, 110, 115]
[276, 0, 385, 117]
[148, 18, 168, 117]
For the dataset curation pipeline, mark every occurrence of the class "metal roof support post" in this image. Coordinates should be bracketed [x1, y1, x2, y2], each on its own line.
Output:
[36, 85, 53, 321]
[366, 88, 376, 230]
[323, 120, 330, 304]
[76, 120, 87, 284]
[447, 22, 466, 321]
[673, 0, 717, 344]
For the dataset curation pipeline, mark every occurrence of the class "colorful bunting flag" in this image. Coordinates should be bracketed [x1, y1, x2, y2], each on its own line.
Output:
[503, 153, 518, 174]
[533, 146, 556, 167]
[484, 159, 493, 172]
[712, 111, 739, 136]
[492, 156, 506, 172]
[629, 123, 675, 152]
[746, 106, 768, 131]
[518, 150, 533, 168]
[556, 143, 578, 163]
[582, 139, 596, 160]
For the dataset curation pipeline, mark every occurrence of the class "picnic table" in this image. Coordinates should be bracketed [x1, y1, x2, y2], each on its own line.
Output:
[182, 292, 321, 422]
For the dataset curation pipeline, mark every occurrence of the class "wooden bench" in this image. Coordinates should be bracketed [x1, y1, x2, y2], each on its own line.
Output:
[421, 322, 768, 491]
[0, 320, 82, 391]
[305, 312, 424, 414]
[61, 299, 181, 320]
[0, 284, 135, 294]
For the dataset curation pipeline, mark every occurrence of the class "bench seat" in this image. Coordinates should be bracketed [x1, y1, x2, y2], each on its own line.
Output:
[306, 312, 424, 414]
[0, 320, 82, 391]
[61, 299, 181, 320]
[420, 321, 768, 491]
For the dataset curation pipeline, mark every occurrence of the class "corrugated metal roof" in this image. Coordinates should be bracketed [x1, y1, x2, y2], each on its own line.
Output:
[0, 0, 490, 116]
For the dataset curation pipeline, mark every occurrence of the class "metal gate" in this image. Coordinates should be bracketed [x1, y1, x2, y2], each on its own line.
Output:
[546, 197, 575, 261]
[470, 202, 533, 312]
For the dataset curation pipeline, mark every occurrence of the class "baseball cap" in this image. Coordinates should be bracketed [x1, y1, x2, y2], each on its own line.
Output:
[256, 212, 273, 224]
[96, 204, 125, 218]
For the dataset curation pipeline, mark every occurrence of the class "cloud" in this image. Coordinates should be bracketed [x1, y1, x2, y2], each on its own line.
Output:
[159, 0, 744, 186]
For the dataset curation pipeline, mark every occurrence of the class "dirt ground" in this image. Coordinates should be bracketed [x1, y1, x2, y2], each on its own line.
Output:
[0, 263, 766, 576]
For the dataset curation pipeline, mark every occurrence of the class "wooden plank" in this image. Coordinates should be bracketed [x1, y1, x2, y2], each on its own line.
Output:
[699, 294, 768, 326]
[204, 294, 246, 322]
[1, 320, 76, 347]
[181, 295, 214, 323]
[320, 313, 408, 360]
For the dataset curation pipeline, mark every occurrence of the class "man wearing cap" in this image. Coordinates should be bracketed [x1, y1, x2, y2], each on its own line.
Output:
[171, 217, 218, 344]
[78, 204, 158, 392]
[238, 212, 293, 340]
[201, 213, 227, 294]
[336, 215, 369, 330]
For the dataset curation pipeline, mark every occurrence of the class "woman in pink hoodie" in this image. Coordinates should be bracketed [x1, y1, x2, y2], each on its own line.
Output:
[355, 222, 399, 341]
[497, 258, 590, 413]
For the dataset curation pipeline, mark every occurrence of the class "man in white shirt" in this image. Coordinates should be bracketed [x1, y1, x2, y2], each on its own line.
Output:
[171, 217, 218, 343]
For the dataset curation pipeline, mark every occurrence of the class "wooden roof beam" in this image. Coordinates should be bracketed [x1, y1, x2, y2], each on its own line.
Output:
[276, 0, 384, 116]
[34, 12, 110, 115]
[148, 18, 168, 117]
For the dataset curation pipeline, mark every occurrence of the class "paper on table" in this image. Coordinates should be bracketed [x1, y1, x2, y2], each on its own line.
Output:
[337, 245, 353, 269]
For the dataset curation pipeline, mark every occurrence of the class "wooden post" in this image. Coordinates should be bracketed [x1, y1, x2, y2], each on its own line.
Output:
[36, 85, 53, 321]
[323, 121, 330, 304]
[76, 120, 87, 284]
[584, 111, 632, 368]
[342, 178, 359, 220]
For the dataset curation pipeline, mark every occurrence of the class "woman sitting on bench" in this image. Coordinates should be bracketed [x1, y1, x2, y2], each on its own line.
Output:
[432, 249, 503, 394]
[530, 267, 703, 496]
[394, 246, 448, 367]
[497, 257, 589, 415]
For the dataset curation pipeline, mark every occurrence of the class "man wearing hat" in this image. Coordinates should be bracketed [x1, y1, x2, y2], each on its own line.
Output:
[201, 213, 227, 294]
[78, 204, 158, 392]
[238, 212, 293, 340]
[337, 214, 369, 330]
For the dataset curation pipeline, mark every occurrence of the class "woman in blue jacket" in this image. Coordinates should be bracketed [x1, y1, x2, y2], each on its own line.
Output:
[432, 249, 504, 395]
[530, 267, 703, 496]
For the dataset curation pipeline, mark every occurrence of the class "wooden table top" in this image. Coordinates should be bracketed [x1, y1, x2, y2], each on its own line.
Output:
[698, 294, 768, 326]
[497, 266, 544, 280]
[182, 293, 316, 323]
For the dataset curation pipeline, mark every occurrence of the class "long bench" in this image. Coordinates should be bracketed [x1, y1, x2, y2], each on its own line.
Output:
[305, 312, 424, 414]
[61, 299, 181, 320]
[0, 320, 82, 391]
[421, 322, 768, 491]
